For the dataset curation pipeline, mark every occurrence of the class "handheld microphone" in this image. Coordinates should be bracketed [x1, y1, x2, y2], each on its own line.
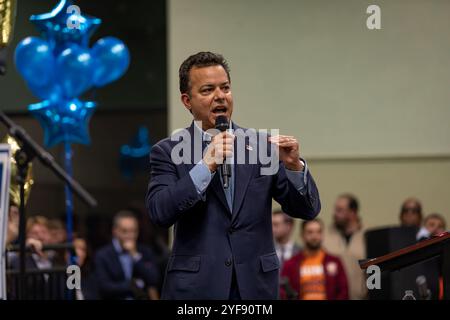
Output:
[215, 115, 231, 189]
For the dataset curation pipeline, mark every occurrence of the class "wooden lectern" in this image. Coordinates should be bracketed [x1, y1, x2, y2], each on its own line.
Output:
[359, 232, 450, 300]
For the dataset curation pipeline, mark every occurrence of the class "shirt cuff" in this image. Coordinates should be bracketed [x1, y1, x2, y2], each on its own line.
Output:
[285, 160, 308, 195]
[189, 160, 214, 199]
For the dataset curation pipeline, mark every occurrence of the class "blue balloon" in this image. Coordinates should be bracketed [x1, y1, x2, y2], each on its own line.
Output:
[15, 0, 128, 150]
[15, 37, 56, 88]
[30, 0, 101, 55]
[91, 37, 130, 87]
[56, 45, 95, 98]
[27, 82, 63, 101]
[29, 98, 96, 148]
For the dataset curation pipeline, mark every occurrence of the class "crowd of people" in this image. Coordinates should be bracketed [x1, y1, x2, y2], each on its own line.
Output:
[273, 195, 447, 300]
[3, 194, 447, 300]
[5, 207, 166, 300]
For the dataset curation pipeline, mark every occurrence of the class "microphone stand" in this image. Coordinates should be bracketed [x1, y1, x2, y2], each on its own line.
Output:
[0, 110, 97, 299]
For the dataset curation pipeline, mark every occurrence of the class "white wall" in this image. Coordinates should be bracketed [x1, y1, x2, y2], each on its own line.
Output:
[168, 0, 450, 230]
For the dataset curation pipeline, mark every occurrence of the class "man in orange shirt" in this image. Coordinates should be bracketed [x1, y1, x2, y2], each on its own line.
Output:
[281, 219, 349, 300]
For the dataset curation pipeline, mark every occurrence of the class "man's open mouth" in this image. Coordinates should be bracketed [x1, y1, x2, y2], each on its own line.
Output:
[212, 106, 227, 114]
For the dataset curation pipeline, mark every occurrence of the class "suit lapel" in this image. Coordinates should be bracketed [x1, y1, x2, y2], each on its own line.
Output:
[231, 161, 254, 220]
[231, 124, 255, 221]
[180, 122, 200, 173]
[181, 121, 230, 213]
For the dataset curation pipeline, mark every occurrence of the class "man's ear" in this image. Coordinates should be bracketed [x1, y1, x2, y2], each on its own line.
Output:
[180, 93, 192, 113]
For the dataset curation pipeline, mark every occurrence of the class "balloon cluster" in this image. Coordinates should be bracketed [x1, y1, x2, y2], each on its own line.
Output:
[14, 0, 129, 147]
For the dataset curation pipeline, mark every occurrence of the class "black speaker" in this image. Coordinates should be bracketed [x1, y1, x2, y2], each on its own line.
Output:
[365, 226, 440, 300]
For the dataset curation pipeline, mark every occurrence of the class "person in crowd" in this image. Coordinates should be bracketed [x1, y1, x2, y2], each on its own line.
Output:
[323, 194, 367, 299]
[94, 210, 160, 300]
[416, 213, 447, 240]
[45, 218, 69, 267]
[272, 209, 301, 270]
[414, 212, 447, 300]
[399, 197, 423, 228]
[126, 204, 170, 294]
[73, 237, 98, 300]
[8, 215, 66, 299]
[47, 219, 67, 244]
[23, 216, 53, 269]
[281, 219, 348, 300]
[6, 207, 47, 265]
[423, 213, 446, 236]
[5, 205, 19, 246]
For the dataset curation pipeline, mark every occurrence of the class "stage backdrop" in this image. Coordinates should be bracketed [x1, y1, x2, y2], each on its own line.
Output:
[168, 0, 450, 230]
[0, 144, 11, 300]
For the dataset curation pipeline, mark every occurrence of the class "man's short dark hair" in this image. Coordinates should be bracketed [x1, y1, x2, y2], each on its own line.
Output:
[338, 193, 359, 213]
[179, 51, 231, 95]
[113, 210, 138, 228]
[301, 218, 323, 233]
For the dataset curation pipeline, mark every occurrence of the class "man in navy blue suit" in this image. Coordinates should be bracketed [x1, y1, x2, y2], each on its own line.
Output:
[146, 52, 321, 299]
[95, 210, 160, 299]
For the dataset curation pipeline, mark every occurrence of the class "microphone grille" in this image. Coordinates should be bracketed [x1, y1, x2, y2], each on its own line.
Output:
[215, 115, 229, 131]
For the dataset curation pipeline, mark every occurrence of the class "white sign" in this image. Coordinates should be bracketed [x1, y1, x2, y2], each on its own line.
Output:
[0, 144, 11, 300]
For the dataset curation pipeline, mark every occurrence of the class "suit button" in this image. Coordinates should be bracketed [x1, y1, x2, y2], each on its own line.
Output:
[225, 258, 232, 267]
[228, 227, 235, 234]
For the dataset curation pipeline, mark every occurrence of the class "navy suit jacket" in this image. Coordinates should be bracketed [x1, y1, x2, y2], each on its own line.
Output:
[94, 242, 159, 299]
[146, 122, 320, 299]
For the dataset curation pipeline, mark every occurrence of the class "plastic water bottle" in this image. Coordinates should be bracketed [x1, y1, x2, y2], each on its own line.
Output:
[402, 290, 416, 300]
